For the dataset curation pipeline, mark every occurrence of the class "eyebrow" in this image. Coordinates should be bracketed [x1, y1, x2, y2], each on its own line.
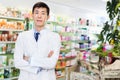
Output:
[41, 11, 46, 13]
[35, 10, 46, 13]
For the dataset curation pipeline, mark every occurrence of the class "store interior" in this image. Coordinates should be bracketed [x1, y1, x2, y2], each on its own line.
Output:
[0, 0, 120, 80]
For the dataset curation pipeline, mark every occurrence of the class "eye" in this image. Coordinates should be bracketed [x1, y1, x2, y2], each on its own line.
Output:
[42, 12, 45, 15]
[35, 11, 39, 14]
[34, 10, 39, 14]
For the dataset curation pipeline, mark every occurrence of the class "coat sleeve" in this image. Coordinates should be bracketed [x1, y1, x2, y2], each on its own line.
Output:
[30, 33, 61, 69]
[14, 33, 39, 74]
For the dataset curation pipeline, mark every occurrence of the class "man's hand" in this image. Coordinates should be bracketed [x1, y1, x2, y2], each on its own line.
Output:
[23, 55, 30, 61]
[48, 51, 54, 57]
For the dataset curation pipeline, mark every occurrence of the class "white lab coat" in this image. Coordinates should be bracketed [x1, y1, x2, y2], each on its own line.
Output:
[14, 28, 61, 80]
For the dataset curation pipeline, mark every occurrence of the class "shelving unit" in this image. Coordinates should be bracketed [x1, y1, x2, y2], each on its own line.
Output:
[0, 16, 24, 80]
[0, 66, 15, 69]
[46, 21, 73, 79]
[0, 16, 24, 21]
[56, 67, 66, 70]
[46, 20, 78, 80]
[4, 76, 18, 80]
[67, 27, 100, 80]
[0, 29, 23, 32]
[57, 75, 65, 78]
[0, 41, 16, 44]
[46, 19, 93, 80]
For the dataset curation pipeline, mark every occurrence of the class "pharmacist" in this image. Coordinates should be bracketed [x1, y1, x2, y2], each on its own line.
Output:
[14, 2, 61, 80]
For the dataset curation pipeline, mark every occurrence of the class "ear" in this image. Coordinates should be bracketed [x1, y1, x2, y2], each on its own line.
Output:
[47, 15, 50, 20]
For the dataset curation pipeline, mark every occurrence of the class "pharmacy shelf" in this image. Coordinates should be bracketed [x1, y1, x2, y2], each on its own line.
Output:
[62, 40, 90, 44]
[65, 56, 76, 60]
[0, 41, 15, 44]
[0, 52, 5, 54]
[0, 15, 24, 80]
[0, 65, 15, 69]
[58, 56, 76, 61]
[55, 67, 66, 70]
[61, 40, 72, 43]
[56, 75, 65, 79]
[0, 16, 24, 21]
[58, 58, 66, 60]
[60, 32, 74, 36]
[75, 47, 90, 51]
[47, 21, 58, 25]
[0, 29, 24, 32]
[72, 40, 89, 43]
[60, 48, 71, 52]
[47, 21, 76, 27]
[4, 76, 18, 80]
[47, 21, 66, 27]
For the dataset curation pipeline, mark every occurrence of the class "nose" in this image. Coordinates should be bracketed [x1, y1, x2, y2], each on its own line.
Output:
[37, 14, 42, 18]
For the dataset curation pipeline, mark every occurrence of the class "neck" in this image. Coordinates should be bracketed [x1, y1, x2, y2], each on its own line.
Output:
[35, 26, 45, 32]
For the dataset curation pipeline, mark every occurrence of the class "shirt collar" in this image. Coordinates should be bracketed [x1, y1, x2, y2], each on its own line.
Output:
[34, 27, 47, 35]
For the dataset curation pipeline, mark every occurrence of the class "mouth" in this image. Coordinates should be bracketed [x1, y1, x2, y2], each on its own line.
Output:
[36, 20, 42, 23]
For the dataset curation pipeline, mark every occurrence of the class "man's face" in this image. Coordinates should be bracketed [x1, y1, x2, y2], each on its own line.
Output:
[32, 7, 49, 28]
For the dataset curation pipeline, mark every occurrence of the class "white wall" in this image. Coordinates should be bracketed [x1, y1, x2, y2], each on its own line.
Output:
[0, 0, 108, 18]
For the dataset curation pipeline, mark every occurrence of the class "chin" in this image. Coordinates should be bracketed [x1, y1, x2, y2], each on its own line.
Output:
[37, 25, 44, 27]
[36, 23, 43, 26]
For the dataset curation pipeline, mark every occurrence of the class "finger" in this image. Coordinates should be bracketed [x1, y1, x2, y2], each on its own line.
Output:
[48, 54, 52, 57]
[49, 51, 54, 56]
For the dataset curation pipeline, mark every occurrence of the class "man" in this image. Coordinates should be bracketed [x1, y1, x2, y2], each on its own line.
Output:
[14, 2, 61, 80]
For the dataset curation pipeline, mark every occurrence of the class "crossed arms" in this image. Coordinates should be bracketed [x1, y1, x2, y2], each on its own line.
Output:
[14, 33, 61, 74]
[23, 51, 54, 61]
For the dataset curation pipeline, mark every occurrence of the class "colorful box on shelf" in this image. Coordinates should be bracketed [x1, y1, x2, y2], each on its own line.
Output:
[66, 58, 77, 67]
[0, 19, 24, 30]
[0, 44, 15, 56]
[0, 6, 24, 19]
[55, 70, 65, 78]
[0, 69, 4, 79]
[0, 32, 18, 42]
[78, 51, 91, 62]
[58, 57, 66, 60]
[61, 35, 72, 41]
[73, 43, 91, 51]
[65, 50, 77, 58]
[0, 55, 7, 67]
[65, 56, 76, 59]
[60, 48, 71, 53]
[56, 61, 66, 70]
[55, 66, 66, 70]
[74, 34, 90, 42]
[0, 16, 24, 21]
[0, 67, 19, 79]
[0, 44, 7, 54]
[58, 53, 65, 60]
[56, 75, 65, 78]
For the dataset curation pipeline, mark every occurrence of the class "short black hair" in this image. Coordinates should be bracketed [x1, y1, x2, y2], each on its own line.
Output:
[32, 2, 50, 15]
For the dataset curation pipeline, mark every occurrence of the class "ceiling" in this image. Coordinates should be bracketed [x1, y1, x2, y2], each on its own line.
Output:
[0, 0, 108, 18]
